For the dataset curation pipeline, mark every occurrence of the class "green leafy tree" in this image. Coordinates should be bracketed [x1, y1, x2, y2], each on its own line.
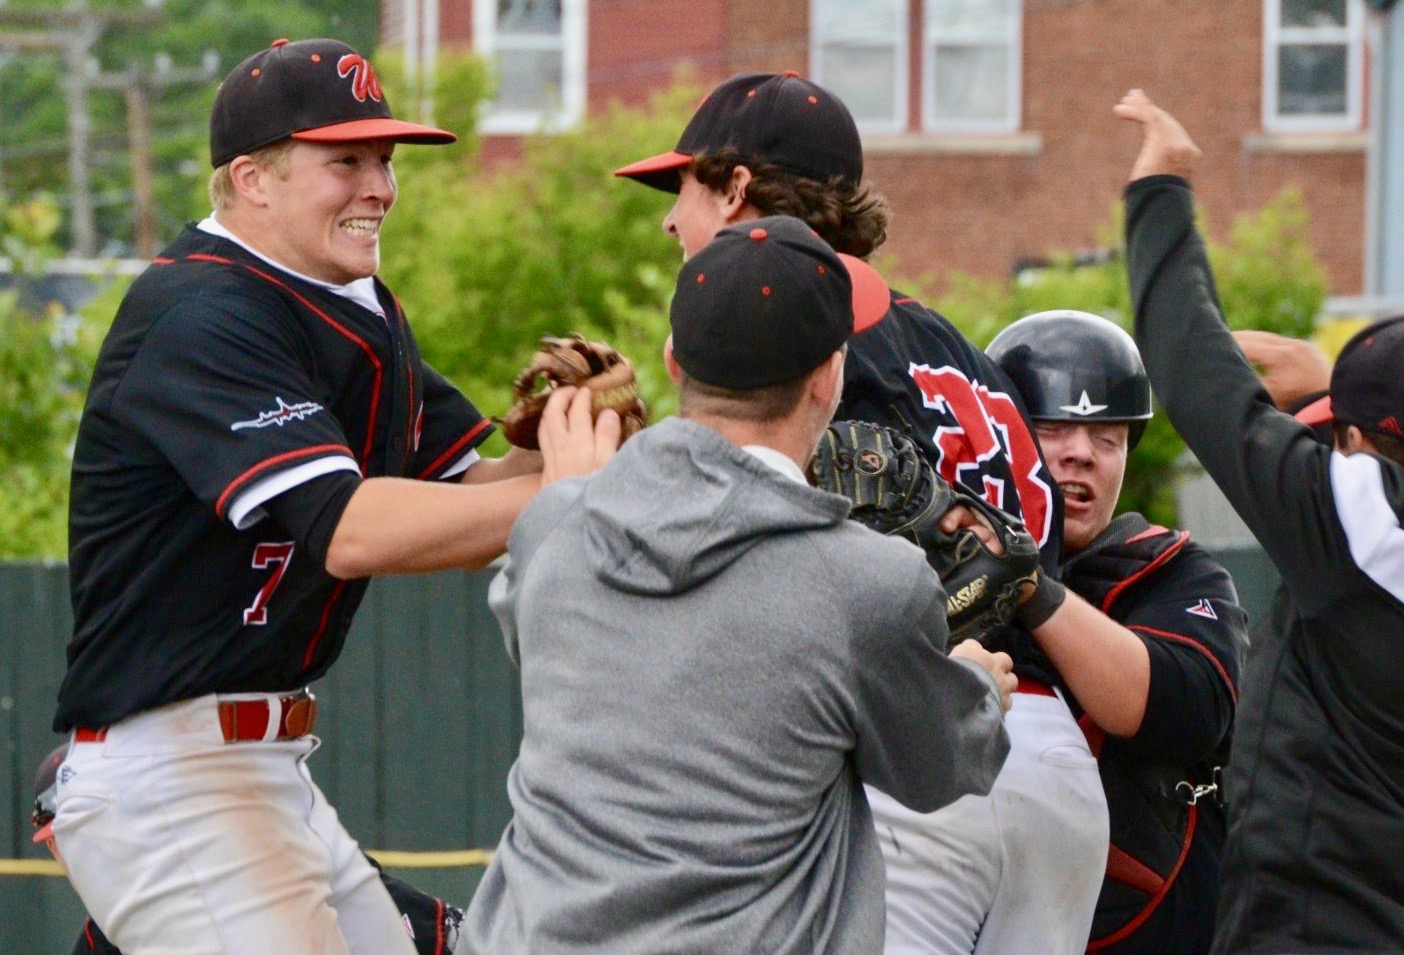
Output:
[0, 194, 110, 558]
[0, 0, 377, 254]
[378, 61, 697, 445]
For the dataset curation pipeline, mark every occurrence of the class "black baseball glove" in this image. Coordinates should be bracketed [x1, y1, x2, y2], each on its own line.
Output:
[811, 419, 1042, 646]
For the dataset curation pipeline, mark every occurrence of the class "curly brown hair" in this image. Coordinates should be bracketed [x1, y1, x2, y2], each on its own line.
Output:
[689, 149, 890, 259]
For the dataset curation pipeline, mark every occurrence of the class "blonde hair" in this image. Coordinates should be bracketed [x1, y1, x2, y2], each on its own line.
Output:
[207, 139, 297, 212]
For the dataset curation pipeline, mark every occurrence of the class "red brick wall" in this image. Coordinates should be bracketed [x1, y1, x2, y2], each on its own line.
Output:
[427, 0, 1367, 294]
[590, 0, 731, 109]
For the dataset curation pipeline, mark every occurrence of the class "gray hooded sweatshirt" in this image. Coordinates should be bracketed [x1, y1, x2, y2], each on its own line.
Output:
[460, 417, 1009, 954]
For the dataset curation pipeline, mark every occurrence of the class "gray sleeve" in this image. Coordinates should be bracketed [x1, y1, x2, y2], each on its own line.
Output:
[850, 562, 1010, 813]
[488, 479, 587, 669]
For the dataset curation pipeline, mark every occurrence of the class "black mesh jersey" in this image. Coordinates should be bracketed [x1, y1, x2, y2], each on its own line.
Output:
[56, 227, 492, 731]
[838, 290, 1065, 682]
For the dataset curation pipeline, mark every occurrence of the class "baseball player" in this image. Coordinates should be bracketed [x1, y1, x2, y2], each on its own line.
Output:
[49, 37, 617, 954]
[459, 216, 1016, 953]
[29, 744, 466, 955]
[615, 72, 1107, 953]
[1118, 90, 1404, 954]
[987, 311, 1248, 953]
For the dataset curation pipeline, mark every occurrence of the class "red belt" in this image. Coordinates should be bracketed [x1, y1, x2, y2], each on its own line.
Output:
[1014, 678, 1057, 697]
[74, 690, 317, 745]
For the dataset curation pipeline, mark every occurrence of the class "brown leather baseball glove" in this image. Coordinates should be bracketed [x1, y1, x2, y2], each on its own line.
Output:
[497, 333, 648, 450]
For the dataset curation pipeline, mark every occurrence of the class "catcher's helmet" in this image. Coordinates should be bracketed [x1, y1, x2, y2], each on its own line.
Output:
[987, 310, 1153, 449]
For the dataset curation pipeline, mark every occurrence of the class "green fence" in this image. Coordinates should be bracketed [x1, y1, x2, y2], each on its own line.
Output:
[0, 565, 523, 952]
[0, 550, 1282, 952]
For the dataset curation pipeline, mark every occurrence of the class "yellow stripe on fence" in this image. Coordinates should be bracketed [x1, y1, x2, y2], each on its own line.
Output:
[1, 849, 493, 877]
[0, 858, 65, 876]
[367, 849, 494, 869]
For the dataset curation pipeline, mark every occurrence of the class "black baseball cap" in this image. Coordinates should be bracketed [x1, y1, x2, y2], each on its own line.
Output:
[614, 71, 863, 193]
[670, 216, 887, 389]
[1307, 315, 1404, 441]
[210, 38, 456, 168]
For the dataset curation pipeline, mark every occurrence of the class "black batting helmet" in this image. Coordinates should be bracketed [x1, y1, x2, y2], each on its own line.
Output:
[986, 310, 1153, 449]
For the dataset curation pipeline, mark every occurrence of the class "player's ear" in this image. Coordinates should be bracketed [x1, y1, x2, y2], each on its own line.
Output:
[1342, 424, 1377, 456]
[663, 335, 683, 385]
[721, 165, 753, 220]
[228, 155, 272, 207]
[810, 346, 846, 409]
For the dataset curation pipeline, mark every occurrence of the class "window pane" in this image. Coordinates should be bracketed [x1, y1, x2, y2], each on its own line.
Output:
[821, 44, 898, 124]
[927, 0, 1013, 33]
[1278, 43, 1347, 114]
[1280, 0, 1346, 28]
[498, 0, 561, 34]
[494, 49, 563, 112]
[933, 45, 1008, 121]
[815, 0, 903, 38]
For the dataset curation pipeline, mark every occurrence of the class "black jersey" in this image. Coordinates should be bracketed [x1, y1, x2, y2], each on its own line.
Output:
[1062, 513, 1247, 954]
[839, 290, 1064, 680]
[55, 227, 491, 731]
[1128, 176, 1404, 953]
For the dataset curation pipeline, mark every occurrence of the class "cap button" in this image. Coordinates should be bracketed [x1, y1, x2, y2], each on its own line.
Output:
[782, 69, 799, 78]
[271, 38, 289, 48]
[749, 227, 768, 241]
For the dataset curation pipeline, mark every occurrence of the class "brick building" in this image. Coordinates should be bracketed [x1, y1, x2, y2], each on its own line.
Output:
[383, 0, 1372, 294]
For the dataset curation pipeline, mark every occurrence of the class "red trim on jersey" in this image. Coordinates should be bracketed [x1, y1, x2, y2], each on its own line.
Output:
[152, 256, 175, 265]
[1098, 530, 1188, 614]
[893, 297, 918, 306]
[1123, 524, 1171, 545]
[418, 418, 493, 481]
[215, 444, 354, 519]
[433, 899, 447, 955]
[303, 579, 349, 670]
[185, 253, 385, 468]
[1131, 624, 1239, 704]
[1077, 712, 1106, 759]
[83, 917, 97, 950]
[1105, 843, 1164, 895]
[1087, 804, 1199, 950]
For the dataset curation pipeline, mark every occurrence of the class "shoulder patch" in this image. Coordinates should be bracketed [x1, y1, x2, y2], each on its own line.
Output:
[231, 397, 326, 431]
[1186, 598, 1218, 620]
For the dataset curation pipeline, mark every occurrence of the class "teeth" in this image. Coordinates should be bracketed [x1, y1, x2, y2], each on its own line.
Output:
[343, 219, 378, 237]
[1060, 483, 1090, 502]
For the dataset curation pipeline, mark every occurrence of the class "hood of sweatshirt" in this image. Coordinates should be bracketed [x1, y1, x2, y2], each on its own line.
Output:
[582, 417, 851, 595]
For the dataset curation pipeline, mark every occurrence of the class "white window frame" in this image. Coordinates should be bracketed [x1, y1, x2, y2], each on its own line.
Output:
[1263, 0, 1364, 133]
[474, 0, 588, 135]
[922, 0, 1022, 134]
[809, 0, 910, 135]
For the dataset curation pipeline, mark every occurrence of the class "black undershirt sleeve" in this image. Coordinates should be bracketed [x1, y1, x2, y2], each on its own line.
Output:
[263, 471, 362, 569]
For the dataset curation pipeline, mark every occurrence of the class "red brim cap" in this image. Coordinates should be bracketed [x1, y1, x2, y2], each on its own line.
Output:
[839, 254, 891, 333]
[33, 821, 53, 845]
[613, 150, 691, 193]
[293, 117, 457, 146]
[1295, 394, 1333, 427]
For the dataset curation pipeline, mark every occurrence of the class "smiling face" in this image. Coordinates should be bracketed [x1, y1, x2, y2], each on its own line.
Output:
[662, 170, 735, 260]
[1034, 420, 1130, 556]
[253, 139, 398, 284]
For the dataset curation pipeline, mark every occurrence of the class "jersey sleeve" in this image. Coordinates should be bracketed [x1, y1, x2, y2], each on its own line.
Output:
[1125, 176, 1360, 612]
[114, 290, 357, 524]
[1117, 546, 1248, 764]
[411, 362, 495, 481]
